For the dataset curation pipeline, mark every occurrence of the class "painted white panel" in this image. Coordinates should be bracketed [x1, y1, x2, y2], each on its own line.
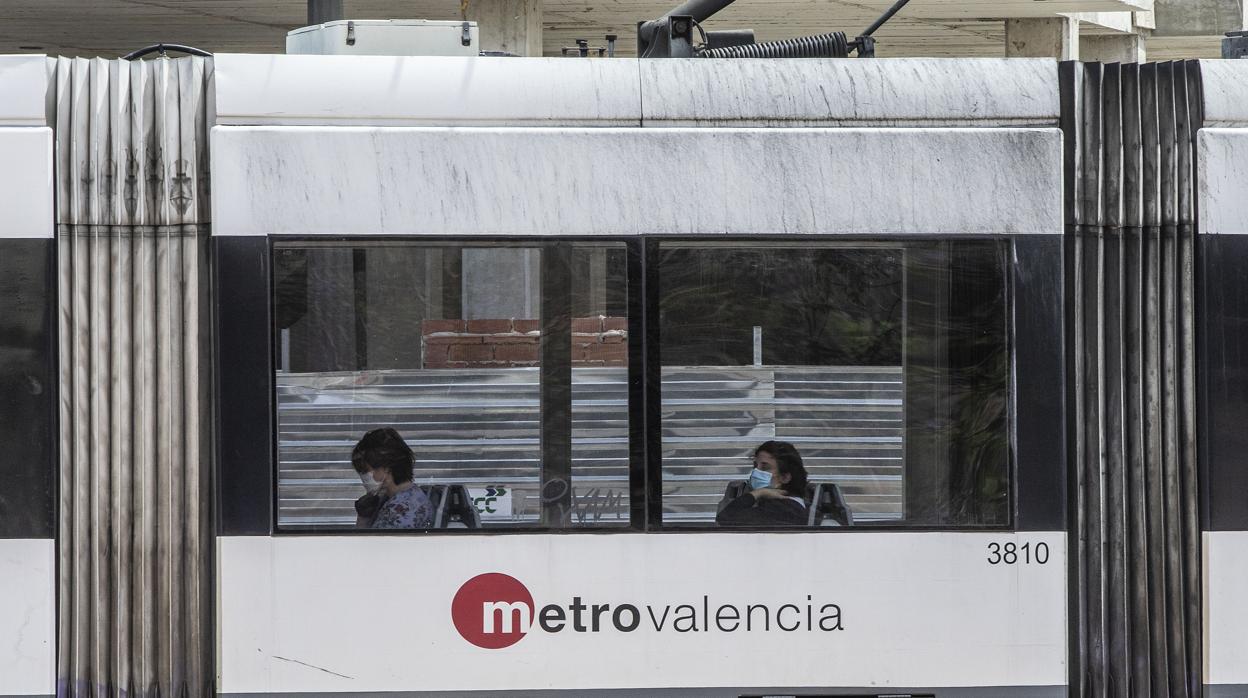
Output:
[212, 55, 1061, 130]
[1198, 128, 1248, 235]
[640, 58, 1060, 127]
[0, 539, 55, 696]
[0, 55, 47, 126]
[217, 532, 1066, 693]
[1206, 531, 1248, 685]
[0, 128, 53, 238]
[211, 126, 1062, 237]
[1199, 60, 1248, 128]
[212, 55, 642, 127]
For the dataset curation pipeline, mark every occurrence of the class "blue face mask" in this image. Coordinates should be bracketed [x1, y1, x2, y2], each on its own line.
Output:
[749, 468, 774, 491]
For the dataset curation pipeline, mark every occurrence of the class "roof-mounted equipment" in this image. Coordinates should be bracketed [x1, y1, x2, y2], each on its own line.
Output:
[637, 0, 911, 59]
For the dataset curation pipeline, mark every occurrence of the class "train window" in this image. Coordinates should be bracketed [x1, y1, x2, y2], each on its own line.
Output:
[657, 241, 1010, 528]
[272, 241, 631, 530]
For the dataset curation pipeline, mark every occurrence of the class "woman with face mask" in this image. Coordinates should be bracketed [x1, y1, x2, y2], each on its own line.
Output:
[716, 440, 810, 527]
[350, 427, 434, 529]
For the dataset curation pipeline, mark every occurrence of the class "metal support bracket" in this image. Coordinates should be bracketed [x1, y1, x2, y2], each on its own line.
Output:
[854, 35, 876, 57]
[637, 15, 695, 58]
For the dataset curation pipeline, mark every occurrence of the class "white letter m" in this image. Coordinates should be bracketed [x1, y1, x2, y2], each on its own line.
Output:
[482, 601, 531, 634]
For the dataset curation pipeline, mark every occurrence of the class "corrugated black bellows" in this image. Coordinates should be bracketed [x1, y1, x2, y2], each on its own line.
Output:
[1061, 59, 1203, 698]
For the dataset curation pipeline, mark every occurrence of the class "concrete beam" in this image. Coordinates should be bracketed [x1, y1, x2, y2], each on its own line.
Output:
[1066, 11, 1135, 33]
[1147, 35, 1225, 59]
[1152, 0, 1245, 37]
[1082, 33, 1147, 61]
[1065, 11, 1151, 62]
[1006, 17, 1080, 59]
[462, 0, 542, 56]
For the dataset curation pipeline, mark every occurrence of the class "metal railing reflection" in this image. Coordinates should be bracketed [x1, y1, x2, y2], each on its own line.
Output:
[275, 365, 902, 528]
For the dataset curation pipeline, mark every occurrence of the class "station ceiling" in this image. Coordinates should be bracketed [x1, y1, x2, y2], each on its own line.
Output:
[0, 0, 1198, 60]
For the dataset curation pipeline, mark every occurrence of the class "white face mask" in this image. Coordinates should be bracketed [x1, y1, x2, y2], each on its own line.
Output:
[359, 471, 383, 494]
[748, 467, 774, 491]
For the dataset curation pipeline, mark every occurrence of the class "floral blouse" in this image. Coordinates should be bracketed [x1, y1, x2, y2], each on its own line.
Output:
[371, 486, 434, 529]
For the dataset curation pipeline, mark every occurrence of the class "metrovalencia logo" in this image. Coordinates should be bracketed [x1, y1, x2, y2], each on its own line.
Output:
[451, 572, 844, 649]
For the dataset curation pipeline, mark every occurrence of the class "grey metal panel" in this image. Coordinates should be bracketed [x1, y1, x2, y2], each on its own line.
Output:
[277, 368, 626, 527]
[275, 366, 903, 528]
[664, 366, 904, 523]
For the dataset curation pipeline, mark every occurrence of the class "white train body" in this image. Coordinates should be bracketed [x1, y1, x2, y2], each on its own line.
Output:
[0, 51, 1245, 697]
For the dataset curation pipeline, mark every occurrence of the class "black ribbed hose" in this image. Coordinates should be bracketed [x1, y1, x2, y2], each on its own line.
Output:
[697, 31, 849, 58]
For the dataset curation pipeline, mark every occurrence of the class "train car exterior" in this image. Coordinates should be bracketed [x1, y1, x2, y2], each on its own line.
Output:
[0, 50, 1245, 697]
[210, 55, 1067, 696]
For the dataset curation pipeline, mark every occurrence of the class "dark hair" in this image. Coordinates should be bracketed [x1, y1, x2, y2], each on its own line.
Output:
[755, 440, 808, 498]
[351, 427, 415, 484]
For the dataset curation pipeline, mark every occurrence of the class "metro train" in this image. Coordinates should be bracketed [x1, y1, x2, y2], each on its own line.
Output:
[0, 44, 1246, 698]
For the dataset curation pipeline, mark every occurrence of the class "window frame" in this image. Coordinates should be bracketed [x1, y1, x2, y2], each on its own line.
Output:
[228, 233, 1064, 537]
[266, 236, 648, 535]
[643, 236, 1020, 533]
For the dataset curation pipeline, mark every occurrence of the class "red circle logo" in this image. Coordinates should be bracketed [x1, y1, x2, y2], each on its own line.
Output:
[451, 573, 534, 649]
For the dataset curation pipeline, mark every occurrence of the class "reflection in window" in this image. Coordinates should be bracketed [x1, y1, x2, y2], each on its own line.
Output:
[658, 242, 1008, 527]
[273, 243, 630, 530]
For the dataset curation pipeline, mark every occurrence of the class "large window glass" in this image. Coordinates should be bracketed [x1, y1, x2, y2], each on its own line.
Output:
[657, 241, 1009, 528]
[271, 238, 1011, 533]
[273, 241, 631, 530]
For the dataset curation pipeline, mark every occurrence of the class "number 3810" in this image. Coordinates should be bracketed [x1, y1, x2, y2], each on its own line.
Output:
[987, 541, 1049, 565]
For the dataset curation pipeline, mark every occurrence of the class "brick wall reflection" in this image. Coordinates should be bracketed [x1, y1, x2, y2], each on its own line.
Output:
[421, 317, 627, 368]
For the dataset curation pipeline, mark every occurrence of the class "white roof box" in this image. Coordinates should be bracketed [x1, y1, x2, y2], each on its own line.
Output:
[287, 19, 479, 57]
